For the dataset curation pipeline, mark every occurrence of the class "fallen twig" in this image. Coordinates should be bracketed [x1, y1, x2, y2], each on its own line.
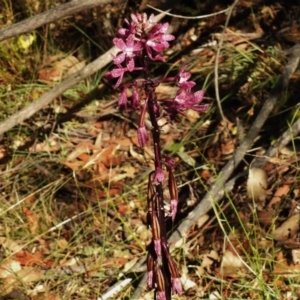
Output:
[97, 278, 133, 300]
[252, 115, 300, 168]
[0, 46, 118, 136]
[0, 0, 113, 42]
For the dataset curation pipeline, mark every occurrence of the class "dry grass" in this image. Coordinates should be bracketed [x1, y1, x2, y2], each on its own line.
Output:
[1, 1, 300, 300]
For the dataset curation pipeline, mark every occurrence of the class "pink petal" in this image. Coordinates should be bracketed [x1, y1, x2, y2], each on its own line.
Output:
[162, 34, 175, 41]
[154, 239, 162, 258]
[118, 88, 127, 108]
[193, 103, 210, 112]
[113, 52, 126, 65]
[147, 270, 154, 289]
[157, 291, 166, 300]
[153, 167, 165, 184]
[170, 199, 178, 222]
[160, 23, 169, 33]
[172, 277, 183, 295]
[111, 68, 124, 78]
[137, 126, 149, 148]
[132, 42, 143, 51]
[132, 88, 140, 108]
[113, 38, 127, 51]
[151, 43, 165, 52]
[194, 90, 205, 103]
[126, 57, 135, 72]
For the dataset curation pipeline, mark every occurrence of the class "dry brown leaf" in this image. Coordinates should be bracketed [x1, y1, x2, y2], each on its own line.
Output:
[200, 169, 212, 181]
[38, 54, 85, 82]
[78, 153, 91, 164]
[0, 238, 24, 253]
[1, 268, 42, 294]
[123, 257, 139, 273]
[0, 144, 8, 160]
[14, 250, 52, 268]
[109, 170, 134, 182]
[100, 145, 123, 168]
[66, 142, 95, 161]
[181, 265, 196, 291]
[267, 184, 290, 208]
[272, 214, 300, 241]
[220, 250, 246, 278]
[105, 137, 133, 147]
[23, 207, 40, 236]
[221, 140, 235, 155]
[32, 293, 62, 300]
[29, 138, 61, 152]
[200, 250, 219, 273]
[63, 161, 82, 171]
[274, 256, 300, 278]
[129, 145, 144, 162]
[257, 209, 274, 226]
[0, 260, 32, 295]
[0, 259, 21, 279]
[14, 268, 42, 282]
[82, 145, 121, 169]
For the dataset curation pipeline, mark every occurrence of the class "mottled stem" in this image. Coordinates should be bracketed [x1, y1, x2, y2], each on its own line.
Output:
[147, 83, 171, 299]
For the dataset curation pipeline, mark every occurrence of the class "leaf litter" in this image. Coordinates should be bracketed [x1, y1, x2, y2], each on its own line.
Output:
[1, 1, 300, 299]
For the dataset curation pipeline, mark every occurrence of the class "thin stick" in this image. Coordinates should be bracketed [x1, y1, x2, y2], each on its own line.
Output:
[0, 0, 114, 42]
[0, 46, 118, 136]
[97, 278, 133, 300]
[147, 5, 231, 20]
[252, 116, 300, 168]
[214, 0, 239, 122]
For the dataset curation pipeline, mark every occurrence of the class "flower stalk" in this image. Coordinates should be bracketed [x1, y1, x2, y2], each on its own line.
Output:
[105, 12, 209, 299]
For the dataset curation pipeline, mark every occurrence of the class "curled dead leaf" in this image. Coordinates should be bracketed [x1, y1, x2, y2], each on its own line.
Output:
[200, 250, 219, 273]
[247, 167, 268, 204]
[272, 214, 300, 241]
[0, 259, 21, 279]
[0, 238, 24, 254]
[2, 268, 42, 294]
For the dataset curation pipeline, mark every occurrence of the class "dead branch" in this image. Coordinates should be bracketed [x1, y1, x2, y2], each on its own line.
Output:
[0, 0, 114, 42]
[0, 46, 118, 136]
[252, 116, 300, 168]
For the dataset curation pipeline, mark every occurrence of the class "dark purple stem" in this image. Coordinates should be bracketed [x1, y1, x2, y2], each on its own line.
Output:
[140, 43, 172, 298]
[147, 86, 171, 299]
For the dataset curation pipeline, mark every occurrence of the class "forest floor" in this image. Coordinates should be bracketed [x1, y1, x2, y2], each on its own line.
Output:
[1, 0, 300, 299]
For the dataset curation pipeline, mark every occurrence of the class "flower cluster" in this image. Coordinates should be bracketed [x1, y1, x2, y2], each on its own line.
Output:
[106, 13, 174, 89]
[105, 13, 209, 300]
[164, 65, 210, 120]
